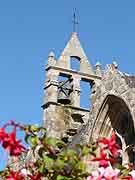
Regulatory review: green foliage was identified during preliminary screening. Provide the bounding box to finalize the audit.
[23,125,89,179]
[1,122,135,180]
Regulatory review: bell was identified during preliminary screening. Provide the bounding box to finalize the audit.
[57,90,71,104]
[57,80,73,105]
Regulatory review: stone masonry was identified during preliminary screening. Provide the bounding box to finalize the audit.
[43,32,135,164]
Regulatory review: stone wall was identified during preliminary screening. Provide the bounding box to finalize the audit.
[70,63,135,164]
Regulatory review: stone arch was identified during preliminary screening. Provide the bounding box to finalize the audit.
[70,56,81,71]
[91,94,135,164]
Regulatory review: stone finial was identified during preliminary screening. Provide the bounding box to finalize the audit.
[48,51,56,66]
[95,61,102,76]
[48,51,55,58]
[112,61,118,69]
[106,61,118,73]
[95,61,101,67]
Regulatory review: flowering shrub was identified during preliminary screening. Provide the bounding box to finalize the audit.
[0,120,135,179]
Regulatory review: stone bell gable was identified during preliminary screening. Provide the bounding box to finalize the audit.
[43,31,135,164]
[42,32,101,140]
[57,32,94,74]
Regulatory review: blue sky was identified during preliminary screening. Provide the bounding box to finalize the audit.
[0,0,135,169]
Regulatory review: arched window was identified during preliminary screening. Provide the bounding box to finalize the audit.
[70,56,80,71]
[80,79,92,109]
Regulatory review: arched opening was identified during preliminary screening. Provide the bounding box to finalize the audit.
[80,78,92,109]
[93,95,135,164]
[70,56,80,71]
[57,73,73,105]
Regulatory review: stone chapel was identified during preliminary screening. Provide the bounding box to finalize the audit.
[42,31,135,164]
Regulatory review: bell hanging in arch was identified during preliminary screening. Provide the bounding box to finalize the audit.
[57,80,73,105]
[57,91,71,104]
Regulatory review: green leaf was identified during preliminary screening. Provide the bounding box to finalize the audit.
[75,161,86,172]
[29,136,38,147]
[43,155,54,169]
[56,139,66,148]
[120,168,130,178]
[56,175,71,180]
[82,146,90,156]
[55,158,65,169]
[65,149,78,157]
[38,164,45,173]
[24,134,31,144]
[0,171,4,175]
[46,137,66,148]
[30,125,39,132]
[47,137,58,146]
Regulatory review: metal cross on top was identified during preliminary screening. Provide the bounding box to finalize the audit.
[72,9,79,33]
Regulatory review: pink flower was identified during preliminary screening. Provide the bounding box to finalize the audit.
[104,167,120,179]
[129,170,135,180]
[20,169,30,177]
[87,167,121,180]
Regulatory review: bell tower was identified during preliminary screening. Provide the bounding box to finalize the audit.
[42,32,101,141]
